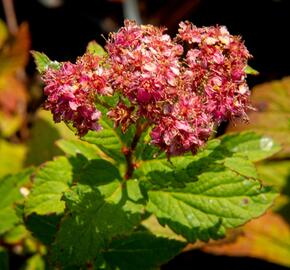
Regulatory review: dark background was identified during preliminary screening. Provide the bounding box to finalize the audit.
[1,0,289,269]
[1,0,289,86]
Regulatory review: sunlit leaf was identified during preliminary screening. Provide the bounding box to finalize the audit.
[228,77,290,158]
[135,132,278,242]
[24,156,73,216]
[86,41,107,57]
[31,51,61,74]
[244,65,259,75]
[0,139,27,177]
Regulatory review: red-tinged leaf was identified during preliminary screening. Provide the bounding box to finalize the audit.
[202,212,290,267]
[0,22,30,75]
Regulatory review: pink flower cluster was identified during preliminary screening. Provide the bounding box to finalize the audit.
[178,21,251,122]
[41,20,252,155]
[105,20,251,155]
[42,53,111,136]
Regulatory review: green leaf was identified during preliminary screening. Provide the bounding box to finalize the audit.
[134,132,278,242]
[146,169,277,242]
[25,214,62,245]
[134,132,280,187]
[244,65,259,75]
[82,115,126,164]
[51,181,144,267]
[25,156,73,216]
[134,127,165,161]
[3,224,28,244]
[0,168,32,209]
[224,156,257,179]
[24,254,45,270]
[220,132,280,162]
[257,160,290,189]
[31,51,60,74]
[0,139,27,177]
[56,139,101,160]
[86,41,107,57]
[0,168,32,234]
[0,207,20,235]
[103,232,185,270]
[25,109,75,167]
[0,247,9,270]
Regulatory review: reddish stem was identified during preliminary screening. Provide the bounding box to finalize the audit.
[124,121,147,179]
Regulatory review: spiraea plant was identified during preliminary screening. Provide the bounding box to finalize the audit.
[1,20,279,269]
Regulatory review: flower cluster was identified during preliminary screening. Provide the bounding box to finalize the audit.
[42,53,111,136]
[41,20,252,156]
[178,21,251,122]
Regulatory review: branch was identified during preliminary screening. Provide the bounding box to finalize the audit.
[2,0,18,35]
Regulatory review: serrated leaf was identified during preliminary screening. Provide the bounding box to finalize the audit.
[227,77,290,158]
[134,133,279,193]
[31,51,60,74]
[86,41,107,57]
[25,156,73,216]
[24,156,124,248]
[146,168,277,242]
[51,181,144,267]
[203,212,290,267]
[103,232,185,270]
[134,132,278,243]
[141,215,185,241]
